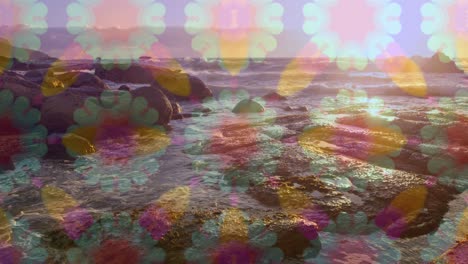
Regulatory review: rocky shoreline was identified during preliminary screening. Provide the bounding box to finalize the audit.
[0,43,467,262]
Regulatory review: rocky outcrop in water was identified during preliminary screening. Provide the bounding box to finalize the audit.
[0,72,42,107]
[40,88,103,134]
[130,86,173,126]
[232,99,265,114]
[95,63,212,101]
[417,52,464,74]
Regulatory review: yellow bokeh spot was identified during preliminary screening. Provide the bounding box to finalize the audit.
[368,126,407,156]
[135,127,171,155]
[382,57,427,97]
[277,58,318,97]
[220,209,249,243]
[456,207,468,240]
[155,186,190,222]
[0,40,12,74]
[41,186,79,221]
[62,126,98,156]
[154,69,191,97]
[389,185,427,224]
[298,126,336,155]
[219,37,250,75]
[278,185,311,215]
[0,209,12,245]
[62,125,170,157]
[456,35,468,74]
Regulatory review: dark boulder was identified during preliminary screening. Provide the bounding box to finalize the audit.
[95,63,154,83]
[54,72,109,90]
[95,62,212,101]
[232,99,265,114]
[0,73,42,107]
[419,52,464,73]
[170,101,183,120]
[24,69,49,84]
[130,86,173,126]
[40,88,102,133]
[118,85,131,91]
[263,92,287,102]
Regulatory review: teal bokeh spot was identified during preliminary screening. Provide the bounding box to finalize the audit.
[421,212,466,262]
[67,91,168,193]
[420,0,467,70]
[0,90,47,194]
[1,0,48,62]
[184,0,284,73]
[420,89,468,191]
[305,212,400,263]
[2,212,49,263]
[185,210,283,263]
[303,0,402,70]
[66,0,166,67]
[67,212,165,263]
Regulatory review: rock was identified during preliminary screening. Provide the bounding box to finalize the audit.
[186,75,212,101]
[54,72,109,90]
[95,62,212,101]
[41,89,101,133]
[276,146,313,177]
[232,99,265,114]
[24,69,49,84]
[274,217,314,258]
[170,101,183,120]
[283,106,308,112]
[118,85,131,91]
[263,92,287,101]
[43,84,173,134]
[152,73,212,101]
[419,52,464,73]
[0,73,42,107]
[0,38,53,61]
[298,106,309,112]
[130,86,173,126]
[193,107,212,114]
[95,63,159,84]
[62,133,96,155]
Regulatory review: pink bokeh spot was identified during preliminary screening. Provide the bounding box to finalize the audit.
[0,2,19,28]
[32,177,43,188]
[190,176,202,188]
[0,245,23,264]
[229,192,239,206]
[211,0,256,39]
[327,237,377,263]
[171,135,185,146]
[375,207,408,238]
[328,0,377,43]
[212,242,262,264]
[94,117,138,165]
[92,0,140,30]
[425,175,437,187]
[448,1,468,34]
[63,207,94,240]
[139,205,171,241]
[300,207,330,240]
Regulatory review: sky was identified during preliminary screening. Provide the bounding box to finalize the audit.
[0,0,451,58]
